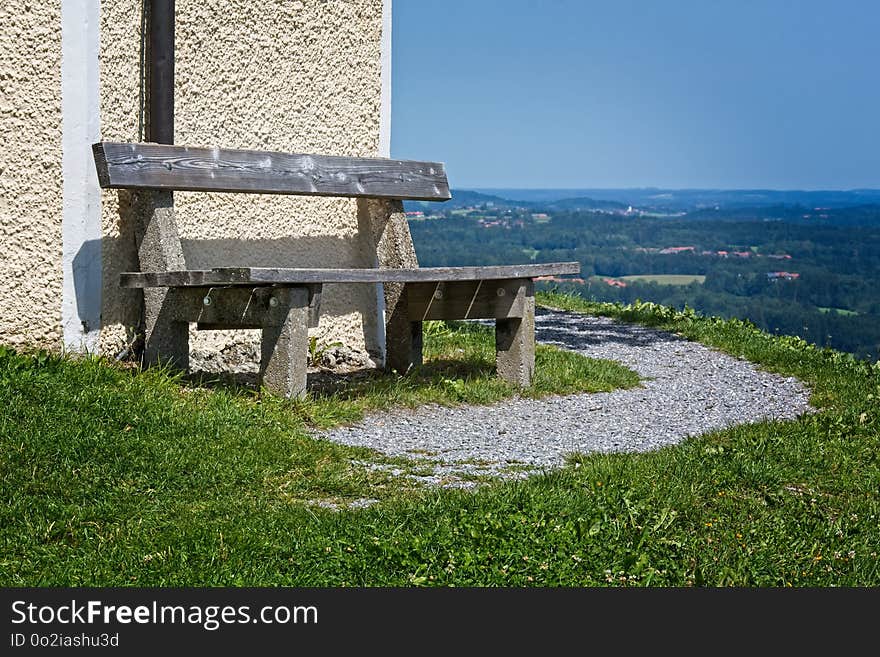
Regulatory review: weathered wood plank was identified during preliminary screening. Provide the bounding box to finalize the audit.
[166,285,320,328]
[93,142,451,201]
[406,280,528,320]
[119,262,581,287]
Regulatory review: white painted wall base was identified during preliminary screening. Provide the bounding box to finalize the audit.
[373,0,394,367]
[61,0,102,352]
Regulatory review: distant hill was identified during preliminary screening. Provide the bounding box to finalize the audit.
[543,196,629,211]
[403,189,510,212]
[682,203,880,225]
[473,188,880,211]
[404,187,880,224]
[443,190,514,208]
[404,189,627,213]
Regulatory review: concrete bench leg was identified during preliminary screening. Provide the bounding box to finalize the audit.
[384,283,423,374]
[143,287,189,370]
[137,190,189,371]
[260,287,310,399]
[495,286,536,388]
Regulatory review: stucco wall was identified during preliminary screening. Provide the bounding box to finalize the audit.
[0,2,64,349]
[99,0,388,359]
[96,0,142,354]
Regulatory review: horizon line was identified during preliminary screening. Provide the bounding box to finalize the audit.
[463,186,880,193]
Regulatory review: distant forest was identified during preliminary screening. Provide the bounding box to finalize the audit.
[408,192,880,361]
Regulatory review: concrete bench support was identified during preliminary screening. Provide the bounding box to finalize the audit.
[495,285,536,388]
[259,287,310,399]
[388,277,537,388]
[384,284,423,375]
[143,292,190,371]
[136,189,189,372]
[140,284,319,398]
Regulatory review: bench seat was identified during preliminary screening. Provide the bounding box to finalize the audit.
[119,263,580,287]
[120,262,580,398]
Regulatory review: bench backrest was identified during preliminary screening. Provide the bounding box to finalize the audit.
[93,142,451,201]
[92,140,449,287]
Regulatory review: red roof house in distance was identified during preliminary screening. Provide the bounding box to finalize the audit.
[602,278,628,288]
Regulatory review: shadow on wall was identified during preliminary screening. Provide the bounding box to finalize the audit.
[76,234,385,355]
[78,191,405,356]
[179,237,374,269]
[182,236,385,355]
[70,238,102,334]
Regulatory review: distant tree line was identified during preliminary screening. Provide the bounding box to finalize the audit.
[410,210,880,360]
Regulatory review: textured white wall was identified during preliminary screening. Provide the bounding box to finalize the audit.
[0,1,64,349]
[98,0,392,361]
[0,0,404,360]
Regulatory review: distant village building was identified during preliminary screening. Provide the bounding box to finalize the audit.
[602,278,627,288]
[659,246,696,254]
[767,272,800,281]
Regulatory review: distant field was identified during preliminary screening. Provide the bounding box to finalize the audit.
[818,306,859,316]
[618,274,706,286]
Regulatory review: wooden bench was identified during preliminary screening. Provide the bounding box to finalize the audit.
[93,140,580,398]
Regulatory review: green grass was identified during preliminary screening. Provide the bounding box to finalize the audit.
[299,320,639,428]
[1,302,878,586]
[0,321,636,585]
[618,274,706,286]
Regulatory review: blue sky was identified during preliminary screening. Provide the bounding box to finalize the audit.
[391,1,880,190]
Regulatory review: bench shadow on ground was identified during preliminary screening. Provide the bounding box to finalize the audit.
[309,357,497,399]
[162,313,663,398]
[181,357,497,399]
[535,308,676,350]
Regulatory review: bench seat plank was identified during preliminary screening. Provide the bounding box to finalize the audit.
[119,262,581,288]
[94,142,451,201]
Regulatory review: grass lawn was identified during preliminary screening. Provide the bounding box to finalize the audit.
[1,302,878,586]
[618,274,706,285]
[301,320,638,428]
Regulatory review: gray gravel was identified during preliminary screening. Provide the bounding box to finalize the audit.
[319,309,815,481]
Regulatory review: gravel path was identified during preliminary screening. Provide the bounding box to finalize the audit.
[318,309,814,484]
